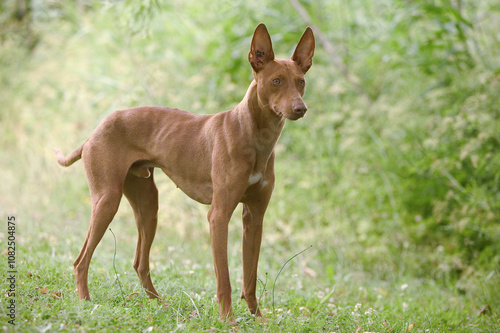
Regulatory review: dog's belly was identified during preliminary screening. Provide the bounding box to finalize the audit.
[128,159,213,204]
[161,168,213,205]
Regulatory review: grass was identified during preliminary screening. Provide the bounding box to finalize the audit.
[7,219,498,331]
[1,0,499,331]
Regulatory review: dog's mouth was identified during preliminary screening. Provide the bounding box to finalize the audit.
[273,107,305,121]
[287,111,305,121]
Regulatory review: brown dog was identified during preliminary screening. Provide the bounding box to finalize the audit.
[54,23,314,321]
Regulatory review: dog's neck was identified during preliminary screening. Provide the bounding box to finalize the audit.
[233,79,285,171]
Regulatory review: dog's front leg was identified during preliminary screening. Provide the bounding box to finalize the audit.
[240,182,273,316]
[208,203,233,321]
[208,155,254,322]
[208,177,249,322]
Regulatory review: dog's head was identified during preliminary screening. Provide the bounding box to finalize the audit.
[248,24,315,120]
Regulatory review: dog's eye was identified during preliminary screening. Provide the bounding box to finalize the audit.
[272,78,281,85]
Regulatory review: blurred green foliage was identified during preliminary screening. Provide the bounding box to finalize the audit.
[1,0,499,291]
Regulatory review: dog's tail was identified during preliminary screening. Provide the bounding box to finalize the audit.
[53,144,84,167]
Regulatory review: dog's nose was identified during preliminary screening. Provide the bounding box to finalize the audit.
[292,103,307,117]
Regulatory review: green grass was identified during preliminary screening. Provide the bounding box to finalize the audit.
[8,221,498,332]
[1,0,499,331]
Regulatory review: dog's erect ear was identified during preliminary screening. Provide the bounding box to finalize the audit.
[291,27,315,73]
[249,23,275,72]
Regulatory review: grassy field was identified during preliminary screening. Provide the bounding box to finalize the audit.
[1,0,499,331]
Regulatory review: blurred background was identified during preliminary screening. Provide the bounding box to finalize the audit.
[1,0,499,317]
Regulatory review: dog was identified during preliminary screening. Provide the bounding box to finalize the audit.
[54,23,314,321]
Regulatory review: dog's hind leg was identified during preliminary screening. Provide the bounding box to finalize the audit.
[73,147,129,300]
[73,184,123,300]
[123,169,160,299]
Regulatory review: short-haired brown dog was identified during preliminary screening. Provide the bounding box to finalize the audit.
[55,23,314,321]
